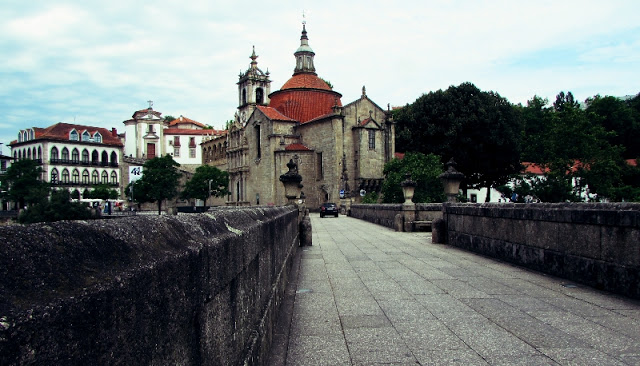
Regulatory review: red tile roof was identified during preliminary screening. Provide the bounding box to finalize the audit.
[13,123,123,147]
[285,143,311,151]
[163,128,224,136]
[256,106,297,122]
[168,116,206,128]
[269,89,342,123]
[281,73,332,90]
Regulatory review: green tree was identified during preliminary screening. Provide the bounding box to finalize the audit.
[518,91,637,201]
[180,165,229,204]
[394,82,522,201]
[163,115,176,123]
[381,152,445,203]
[1,159,50,209]
[133,155,182,214]
[585,95,640,159]
[19,189,93,224]
[85,184,119,200]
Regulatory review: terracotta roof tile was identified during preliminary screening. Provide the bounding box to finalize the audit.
[281,73,332,90]
[163,128,224,136]
[168,116,206,128]
[269,89,342,123]
[285,143,311,151]
[13,123,123,147]
[256,106,297,122]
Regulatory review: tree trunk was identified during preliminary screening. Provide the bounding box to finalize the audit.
[485,186,491,202]
[157,200,162,215]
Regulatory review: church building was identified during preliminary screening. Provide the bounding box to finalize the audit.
[215,24,395,209]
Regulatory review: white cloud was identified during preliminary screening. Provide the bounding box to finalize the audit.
[2,0,640,147]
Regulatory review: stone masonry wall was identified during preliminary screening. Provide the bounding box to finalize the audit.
[350,203,403,229]
[445,203,640,299]
[0,207,299,365]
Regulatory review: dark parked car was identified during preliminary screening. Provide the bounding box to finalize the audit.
[320,202,339,218]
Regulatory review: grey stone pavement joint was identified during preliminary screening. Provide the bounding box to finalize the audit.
[268,214,640,366]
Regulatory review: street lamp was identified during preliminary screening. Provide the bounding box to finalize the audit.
[439,158,465,202]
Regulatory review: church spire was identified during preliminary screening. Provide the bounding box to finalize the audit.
[293,22,316,75]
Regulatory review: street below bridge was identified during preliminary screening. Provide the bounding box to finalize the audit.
[268,213,640,365]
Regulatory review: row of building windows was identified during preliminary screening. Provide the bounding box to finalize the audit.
[69,129,102,143]
[50,168,118,185]
[13,146,118,165]
[17,129,103,143]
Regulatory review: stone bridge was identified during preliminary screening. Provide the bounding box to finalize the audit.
[0,204,639,365]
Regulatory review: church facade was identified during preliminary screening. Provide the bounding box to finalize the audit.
[209,24,395,209]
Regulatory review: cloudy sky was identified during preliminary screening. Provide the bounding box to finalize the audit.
[2,0,639,152]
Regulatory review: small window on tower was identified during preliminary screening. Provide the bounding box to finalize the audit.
[256,88,264,104]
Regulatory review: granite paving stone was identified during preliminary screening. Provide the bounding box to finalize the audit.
[268,213,640,366]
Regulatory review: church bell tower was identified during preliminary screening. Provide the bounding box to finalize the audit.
[236,46,271,124]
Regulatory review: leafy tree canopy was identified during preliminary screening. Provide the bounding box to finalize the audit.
[131,155,182,214]
[84,184,119,200]
[181,165,229,202]
[394,82,522,200]
[381,152,445,203]
[19,189,93,224]
[1,159,50,208]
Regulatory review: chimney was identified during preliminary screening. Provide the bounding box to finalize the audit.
[111,128,118,137]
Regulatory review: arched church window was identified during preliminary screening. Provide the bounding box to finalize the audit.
[242,89,247,105]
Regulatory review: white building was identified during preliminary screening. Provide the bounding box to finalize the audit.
[8,123,124,200]
[123,108,224,171]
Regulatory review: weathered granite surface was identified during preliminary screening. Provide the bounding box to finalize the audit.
[0,207,299,365]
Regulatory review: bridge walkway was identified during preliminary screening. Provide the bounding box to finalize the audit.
[268,213,640,365]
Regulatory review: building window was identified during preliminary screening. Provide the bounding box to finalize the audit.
[82,149,89,163]
[256,88,264,104]
[69,129,78,141]
[316,152,323,180]
[92,170,99,184]
[72,148,79,162]
[255,125,261,158]
[51,168,58,184]
[50,147,59,161]
[189,148,196,158]
[61,169,70,184]
[173,136,180,146]
[174,147,180,157]
[91,150,99,165]
[111,171,118,184]
[368,129,375,150]
[101,171,109,184]
[61,147,69,161]
[101,151,108,166]
[1,160,6,172]
[82,131,90,142]
[189,137,196,147]
[72,169,80,184]
[93,132,102,143]
[242,89,247,105]
[82,170,90,184]
[110,151,117,165]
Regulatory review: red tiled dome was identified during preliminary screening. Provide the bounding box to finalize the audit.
[270,73,342,123]
[281,73,332,91]
[269,89,342,123]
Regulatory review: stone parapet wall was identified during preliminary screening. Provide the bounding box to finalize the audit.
[444,203,640,298]
[350,203,443,230]
[350,203,403,229]
[0,207,299,365]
